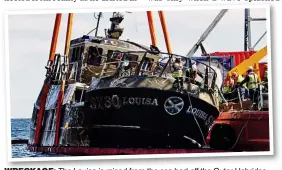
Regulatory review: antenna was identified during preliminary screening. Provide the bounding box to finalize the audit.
[86,12,103,36]
[95,12,102,37]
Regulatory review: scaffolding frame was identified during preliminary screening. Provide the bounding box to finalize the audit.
[244,8,267,51]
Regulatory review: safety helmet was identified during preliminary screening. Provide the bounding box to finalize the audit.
[232,72,237,77]
[247,66,253,71]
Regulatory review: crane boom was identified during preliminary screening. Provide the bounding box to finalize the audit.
[186,9,228,57]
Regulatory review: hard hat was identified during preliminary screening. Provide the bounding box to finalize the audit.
[232,72,237,77]
[247,66,253,71]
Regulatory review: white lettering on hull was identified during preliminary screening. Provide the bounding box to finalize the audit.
[90,95,158,110]
[186,106,215,127]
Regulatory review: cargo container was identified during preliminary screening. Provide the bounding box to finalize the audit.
[206,51,256,67]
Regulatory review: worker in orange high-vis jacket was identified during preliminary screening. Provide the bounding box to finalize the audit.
[223,73,234,93]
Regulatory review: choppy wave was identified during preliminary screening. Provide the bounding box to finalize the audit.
[11,118,66,158]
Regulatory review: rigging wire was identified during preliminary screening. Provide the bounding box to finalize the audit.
[186,90,208,148]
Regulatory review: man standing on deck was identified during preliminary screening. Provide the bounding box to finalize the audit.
[172,57,184,78]
[232,72,247,100]
[239,66,260,110]
[172,57,184,89]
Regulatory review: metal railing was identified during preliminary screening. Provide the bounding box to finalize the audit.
[221,82,268,110]
[86,51,218,91]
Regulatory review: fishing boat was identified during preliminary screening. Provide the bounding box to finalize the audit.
[26,12,224,155]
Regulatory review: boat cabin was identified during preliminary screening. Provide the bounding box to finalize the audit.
[67,35,161,84]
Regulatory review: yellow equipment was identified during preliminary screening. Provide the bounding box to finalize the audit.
[228,46,267,81]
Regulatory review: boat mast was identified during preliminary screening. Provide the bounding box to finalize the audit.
[34,13,62,146]
[95,12,102,37]
[147,11,157,46]
[54,13,74,146]
[86,12,103,36]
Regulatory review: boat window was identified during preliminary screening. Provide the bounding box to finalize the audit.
[124,53,138,61]
[71,48,77,62]
[107,50,114,60]
[107,50,122,61]
[78,46,84,61]
[124,53,139,68]
[76,47,81,61]
[69,48,73,60]
[88,46,103,66]
[141,57,155,71]
[108,51,138,63]
[74,89,87,103]
[70,46,85,62]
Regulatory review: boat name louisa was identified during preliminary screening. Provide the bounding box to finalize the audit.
[90,95,158,109]
[186,106,214,127]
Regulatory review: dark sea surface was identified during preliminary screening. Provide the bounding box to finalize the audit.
[11,118,67,158]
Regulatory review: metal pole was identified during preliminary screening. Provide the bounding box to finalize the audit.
[147,11,157,46]
[250,18,266,21]
[48,14,63,61]
[95,12,102,37]
[244,9,249,51]
[158,11,172,53]
[237,88,243,110]
[64,13,74,56]
[247,9,252,51]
